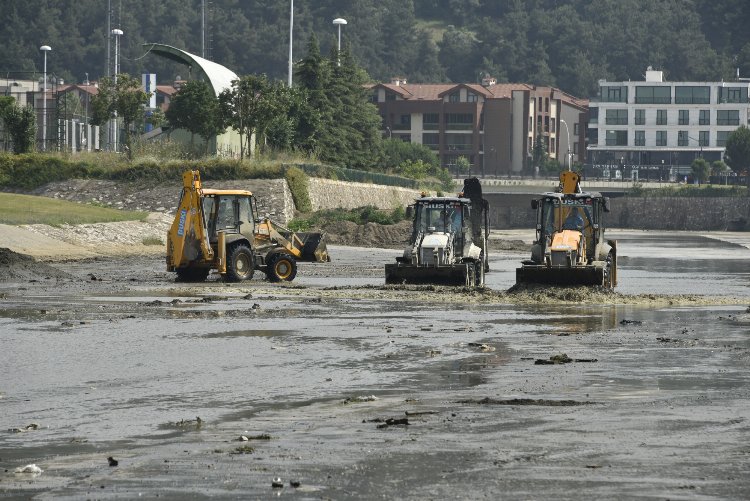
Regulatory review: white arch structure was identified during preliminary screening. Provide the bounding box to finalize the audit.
[143,43,243,156]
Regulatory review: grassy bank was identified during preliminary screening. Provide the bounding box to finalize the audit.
[0,192,148,225]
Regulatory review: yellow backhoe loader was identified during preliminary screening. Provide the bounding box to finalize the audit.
[166,170,329,282]
[516,170,617,288]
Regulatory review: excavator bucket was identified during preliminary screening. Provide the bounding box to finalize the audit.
[515,264,606,286]
[294,232,330,262]
[385,263,473,286]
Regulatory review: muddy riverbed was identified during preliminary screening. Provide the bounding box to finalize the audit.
[1,231,749,499]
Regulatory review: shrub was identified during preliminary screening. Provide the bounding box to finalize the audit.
[284,166,312,212]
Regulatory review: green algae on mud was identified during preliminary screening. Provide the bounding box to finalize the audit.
[165,281,748,307]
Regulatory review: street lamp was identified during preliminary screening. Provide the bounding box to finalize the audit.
[288,0,293,87]
[40,45,51,151]
[332,18,347,65]
[111,28,123,152]
[559,118,571,171]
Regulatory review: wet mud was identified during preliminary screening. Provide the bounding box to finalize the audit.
[1,233,749,499]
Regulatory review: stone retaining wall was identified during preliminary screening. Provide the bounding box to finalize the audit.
[307,178,424,211]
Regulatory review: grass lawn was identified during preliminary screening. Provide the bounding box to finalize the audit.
[0,192,148,225]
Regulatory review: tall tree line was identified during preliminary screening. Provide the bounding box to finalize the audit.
[2,0,749,97]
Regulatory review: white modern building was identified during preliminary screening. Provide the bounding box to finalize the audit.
[587,68,750,180]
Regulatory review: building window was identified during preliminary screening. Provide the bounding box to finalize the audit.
[589,106,598,124]
[550,138,555,153]
[444,113,473,130]
[545,97,549,112]
[467,93,478,103]
[717,131,730,147]
[635,86,671,104]
[699,109,710,125]
[605,109,628,125]
[656,131,667,146]
[678,131,688,146]
[717,109,739,126]
[449,92,460,103]
[588,128,599,146]
[678,110,689,125]
[423,113,439,130]
[605,130,627,146]
[369,92,378,103]
[674,86,710,104]
[656,109,667,125]
[529,116,533,130]
[550,118,556,133]
[699,131,709,146]
[634,109,645,125]
[386,92,397,101]
[603,86,627,103]
[544,116,549,132]
[393,114,411,130]
[445,133,472,151]
[422,133,439,149]
[573,123,579,135]
[719,87,748,103]
[635,130,645,146]
[573,141,578,153]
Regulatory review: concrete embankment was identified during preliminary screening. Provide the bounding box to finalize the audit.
[484,192,750,231]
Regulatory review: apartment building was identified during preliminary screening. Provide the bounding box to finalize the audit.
[587,68,750,180]
[368,77,588,177]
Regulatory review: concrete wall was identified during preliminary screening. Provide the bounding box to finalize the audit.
[307,178,424,212]
[484,192,750,231]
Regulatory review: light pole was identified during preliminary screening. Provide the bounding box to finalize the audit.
[40,45,51,151]
[332,18,347,65]
[111,28,123,152]
[288,0,293,87]
[559,118,571,171]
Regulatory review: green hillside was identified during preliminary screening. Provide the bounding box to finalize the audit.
[1,1,749,97]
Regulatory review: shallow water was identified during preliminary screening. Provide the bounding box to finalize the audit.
[1,232,749,498]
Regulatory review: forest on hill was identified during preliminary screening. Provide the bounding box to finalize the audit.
[2,0,749,98]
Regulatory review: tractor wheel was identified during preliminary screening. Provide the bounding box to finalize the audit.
[226,244,255,282]
[175,267,210,282]
[267,253,297,282]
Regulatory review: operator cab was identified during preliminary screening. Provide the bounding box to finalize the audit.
[411,197,472,254]
[200,190,258,243]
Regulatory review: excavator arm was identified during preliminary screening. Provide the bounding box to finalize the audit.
[166,170,215,270]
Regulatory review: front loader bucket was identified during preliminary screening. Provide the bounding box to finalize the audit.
[295,232,330,262]
[385,263,471,286]
[515,265,605,287]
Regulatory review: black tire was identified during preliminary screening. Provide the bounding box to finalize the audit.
[267,253,297,282]
[175,267,210,282]
[226,244,255,282]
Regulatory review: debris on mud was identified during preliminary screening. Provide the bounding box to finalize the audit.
[232,445,255,455]
[343,395,379,404]
[467,342,495,352]
[8,423,40,433]
[14,464,43,474]
[162,416,203,430]
[239,434,272,441]
[0,248,72,281]
[272,477,284,488]
[365,417,410,428]
[534,353,598,364]
[107,456,119,467]
[619,319,643,325]
[457,397,592,406]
